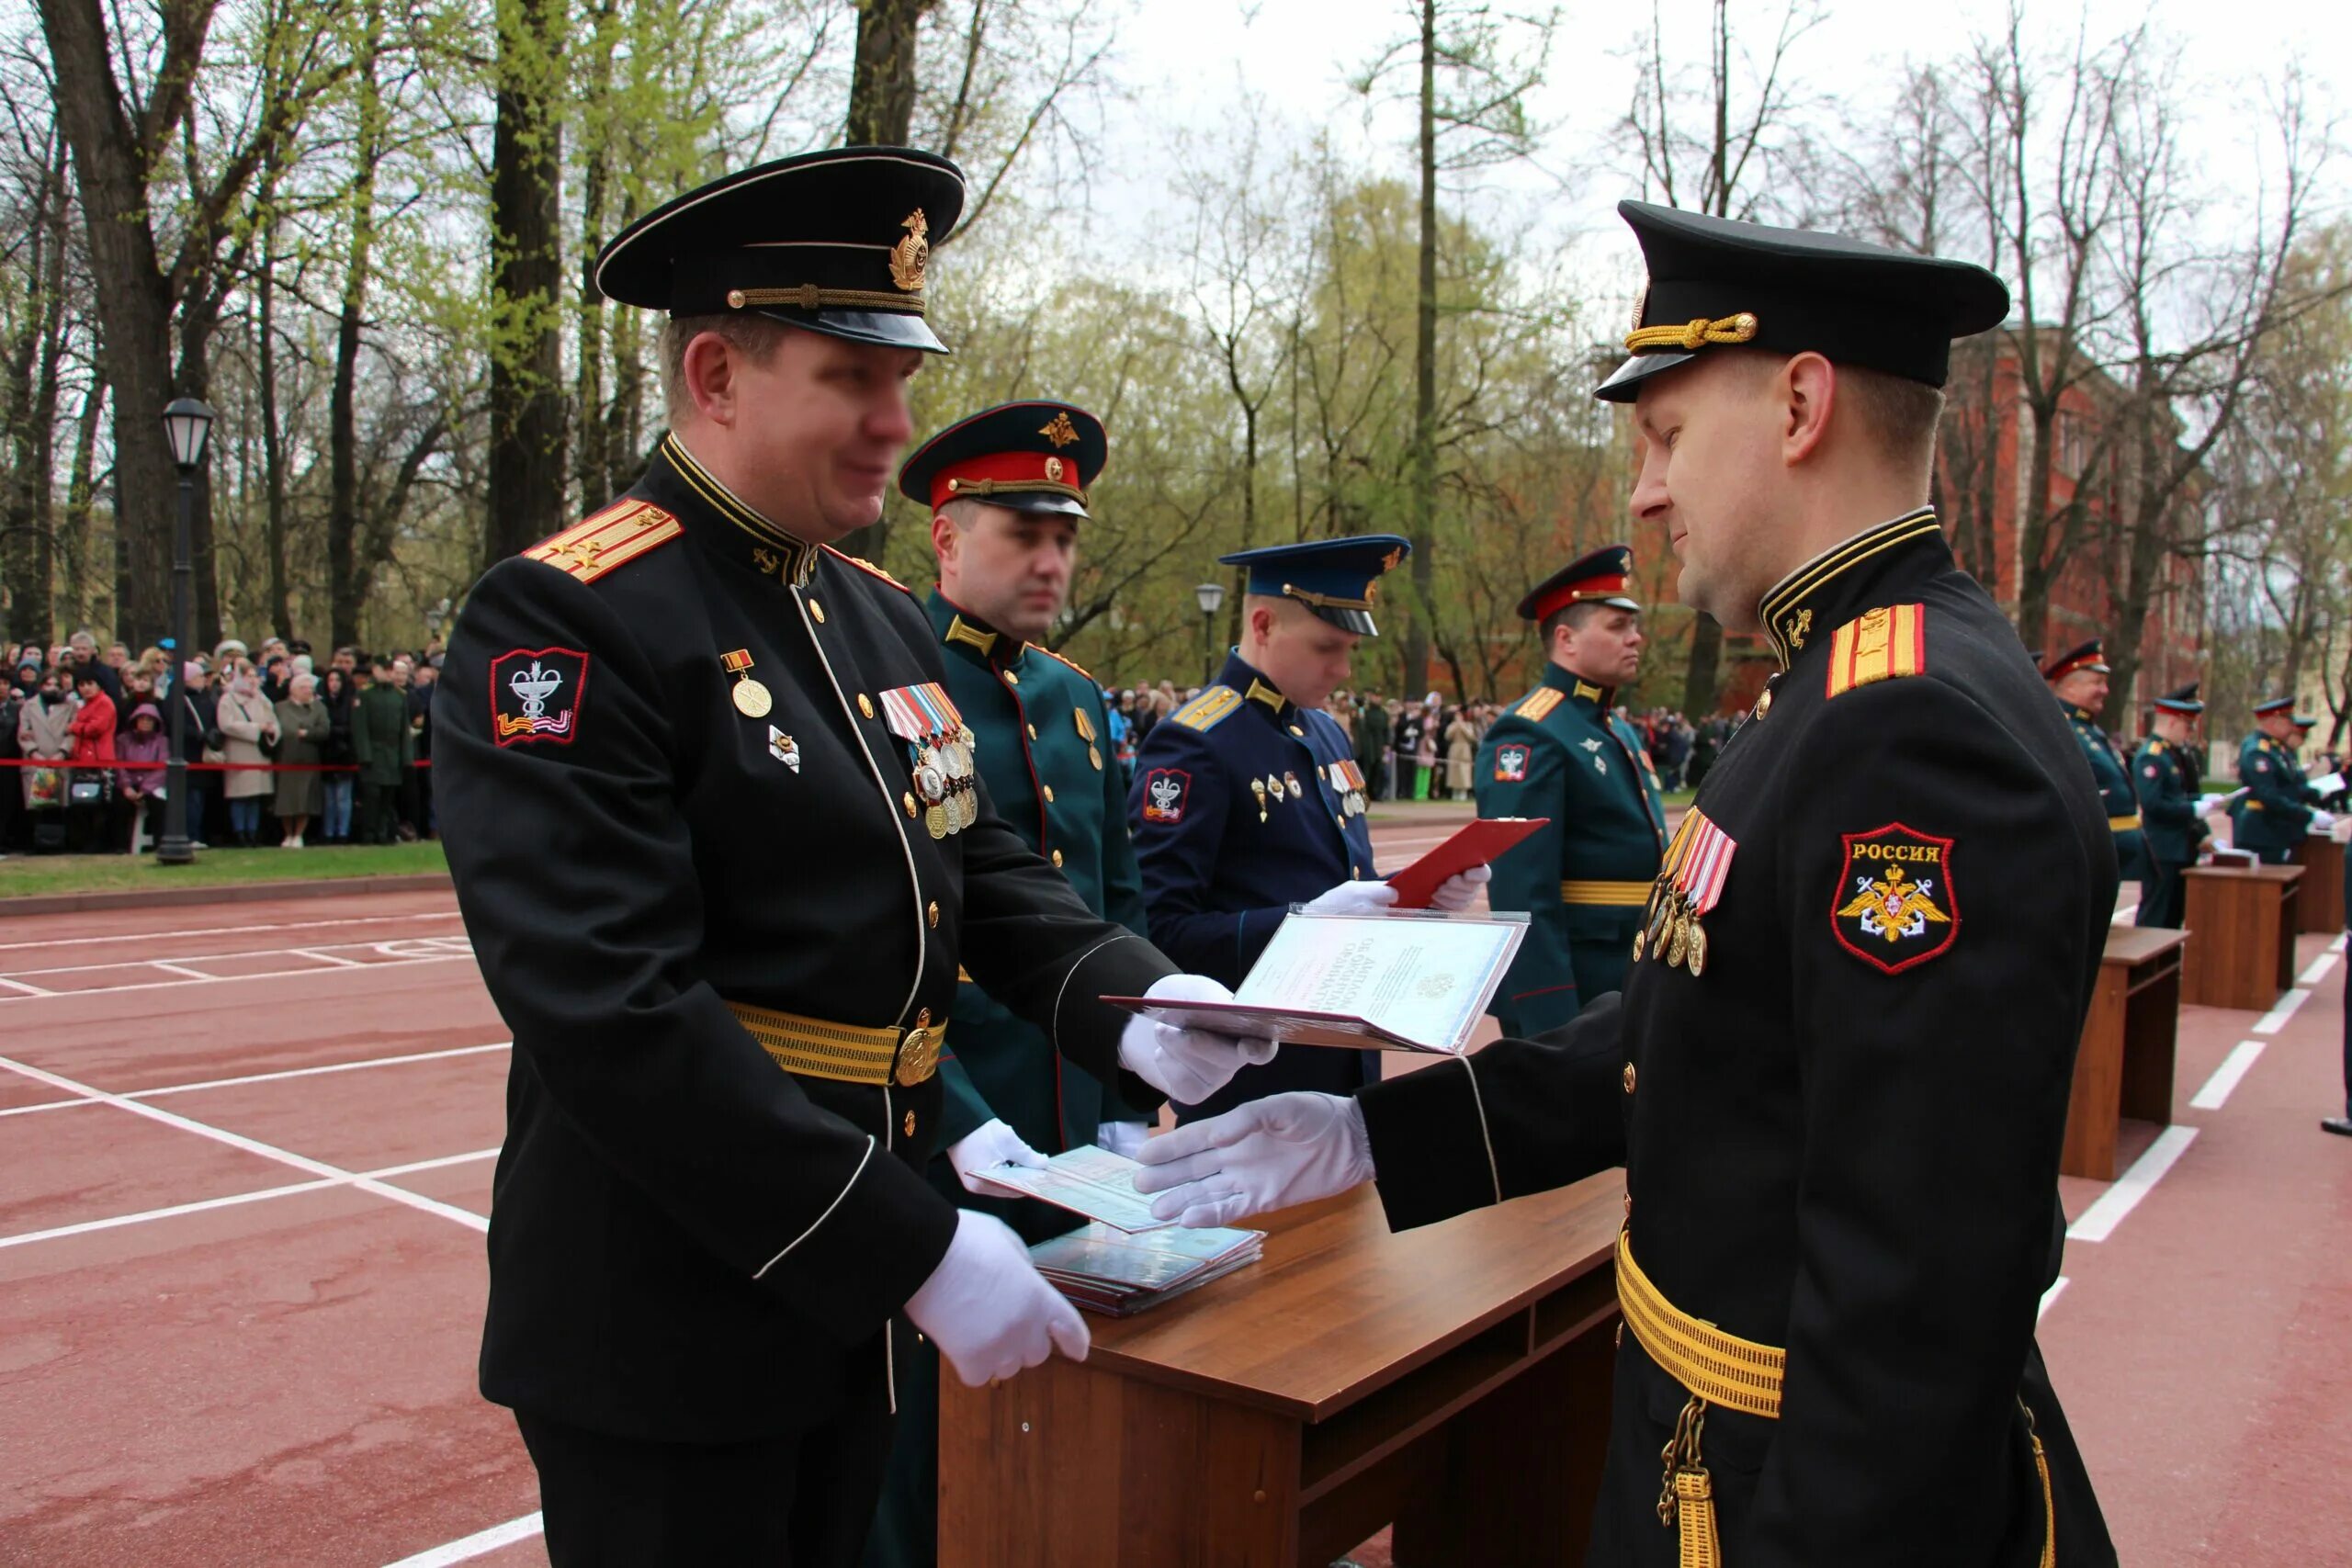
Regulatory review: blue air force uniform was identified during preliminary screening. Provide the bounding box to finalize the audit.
[2233,696,2320,864]
[1476,546,1668,1035]
[1127,536,1406,1122]
[2132,685,2208,929]
[2044,640,2143,882]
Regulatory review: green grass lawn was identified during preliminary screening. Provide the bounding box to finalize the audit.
[0,840,448,900]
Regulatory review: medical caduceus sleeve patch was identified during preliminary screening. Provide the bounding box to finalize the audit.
[1831,822,1958,974]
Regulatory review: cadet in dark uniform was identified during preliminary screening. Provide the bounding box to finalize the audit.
[433,148,1264,1567]
[1476,545,1668,1034]
[2044,638,2143,884]
[2132,684,2209,929]
[1139,201,2118,1566]
[865,400,1155,1568]
[1126,535,1487,1121]
[2232,694,2335,863]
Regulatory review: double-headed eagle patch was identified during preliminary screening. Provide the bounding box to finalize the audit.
[1832,822,1958,973]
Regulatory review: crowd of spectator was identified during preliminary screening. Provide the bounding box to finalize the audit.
[0,629,439,857]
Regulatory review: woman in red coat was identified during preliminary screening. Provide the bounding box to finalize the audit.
[66,671,117,851]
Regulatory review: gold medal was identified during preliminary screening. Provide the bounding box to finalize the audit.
[1632,928,1647,964]
[1684,917,1708,978]
[1251,779,1269,821]
[926,803,949,840]
[731,678,773,718]
[1646,889,1675,951]
[1088,744,1102,771]
[1666,908,1690,970]
[955,786,975,832]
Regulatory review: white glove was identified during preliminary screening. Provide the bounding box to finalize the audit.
[906,1209,1091,1387]
[1118,973,1278,1104]
[1303,877,1399,917]
[2313,809,2337,831]
[2194,794,2228,817]
[945,1117,1049,1199]
[1095,1121,1151,1158]
[1130,1090,1375,1228]
[1427,864,1492,911]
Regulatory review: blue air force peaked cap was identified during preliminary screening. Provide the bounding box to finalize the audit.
[1220,535,1412,637]
[1597,201,2012,402]
[899,401,1107,520]
[594,147,965,354]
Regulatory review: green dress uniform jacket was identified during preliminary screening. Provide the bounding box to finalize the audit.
[1355,513,2117,1567]
[924,591,1154,1204]
[349,682,410,786]
[2231,732,2316,863]
[2064,702,2143,882]
[432,434,1176,1446]
[1475,662,1668,1035]
[2132,736,2206,929]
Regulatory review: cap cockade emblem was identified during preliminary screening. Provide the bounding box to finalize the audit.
[889,209,931,293]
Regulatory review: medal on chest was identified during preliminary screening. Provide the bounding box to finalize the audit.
[880,682,978,839]
[1327,758,1369,816]
[1635,808,1737,976]
[719,649,772,717]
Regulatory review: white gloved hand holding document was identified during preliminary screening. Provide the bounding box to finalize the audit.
[1117,973,1277,1103]
[946,1118,1050,1199]
[1131,1090,1375,1228]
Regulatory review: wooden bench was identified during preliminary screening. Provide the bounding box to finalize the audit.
[2293,834,2345,933]
[2063,926,2187,1179]
[2180,864,2302,1010]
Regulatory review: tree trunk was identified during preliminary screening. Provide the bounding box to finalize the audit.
[2014,393,2060,650]
[39,0,190,646]
[1680,615,1723,717]
[257,229,294,639]
[329,6,383,647]
[483,0,568,566]
[845,0,933,144]
[60,379,102,632]
[573,0,616,513]
[608,307,647,494]
[1401,0,1439,699]
[2,134,66,645]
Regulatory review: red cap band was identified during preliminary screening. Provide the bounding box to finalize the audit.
[930,451,1085,510]
[1530,571,1631,624]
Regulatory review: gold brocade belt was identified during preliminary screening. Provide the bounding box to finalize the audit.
[1561,879,1653,906]
[723,999,942,1088]
[1613,1230,2054,1568]
[2109,814,2143,832]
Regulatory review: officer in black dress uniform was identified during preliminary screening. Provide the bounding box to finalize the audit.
[1138,200,2119,1567]
[433,147,1264,1567]
[1126,535,1488,1121]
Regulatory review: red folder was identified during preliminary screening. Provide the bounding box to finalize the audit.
[1385,817,1548,908]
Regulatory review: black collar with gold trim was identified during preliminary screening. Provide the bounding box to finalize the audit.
[1756,510,1951,671]
[653,433,821,588]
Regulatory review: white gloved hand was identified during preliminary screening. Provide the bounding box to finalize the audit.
[2313,808,2337,831]
[1302,877,1400,917]
[2194,794,2227,817]
[1118,973,1278,1104]
[945,1118,1049,1199]
[1130,1090,1375,1228]
[1426,863,1493,912]
[1095,1121,1151,1159]
[906,1209,1091,1387]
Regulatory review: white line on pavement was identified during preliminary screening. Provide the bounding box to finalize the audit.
[0,975,56,996]
[2298,952,2339,987]
[0,1053,490,1233]
[2038,1277,2068,1322]
[0,1097,104,1119]
[2251,987,2312,1036]
[2189,1040,2267,1111]
[127,1041,513,1100]
[379,1512,544,1568]
[2067,1125,2199,1244]
[146,962,218,980]
[0,953,474,1003]
[0,909,463,954]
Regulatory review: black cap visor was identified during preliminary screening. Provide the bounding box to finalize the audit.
[1307,604,1379,637]
[1596,349,1698,402]
[758,307,948,355]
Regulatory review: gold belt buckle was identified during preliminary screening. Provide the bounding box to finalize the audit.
[896,1023,939,1086]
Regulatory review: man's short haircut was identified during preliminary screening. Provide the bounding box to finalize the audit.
[1836,363,1946,469]
[1542,599,1617,649]
[937,496,990,529]
[660,312,798,424]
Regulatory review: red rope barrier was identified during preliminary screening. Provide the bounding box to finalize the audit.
[0,758,431,772]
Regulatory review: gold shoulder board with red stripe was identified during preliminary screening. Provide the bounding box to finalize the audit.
[823,545,913,594]
[1825,604,1927,698]
[1515,686,1565,722]
[1034,644,1094,682]
[524,500,682,583]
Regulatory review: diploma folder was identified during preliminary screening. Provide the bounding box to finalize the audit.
[1103,908,1527,1056]
[1384,816,1548,908]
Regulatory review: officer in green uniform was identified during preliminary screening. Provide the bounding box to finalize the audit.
[2044,639,2143,882]
[1476,544,1668,1034]
[2233,694,2335,863]
[2132,684,2208,928]
[865,400,1154,1568]
[2165,682,2205,793]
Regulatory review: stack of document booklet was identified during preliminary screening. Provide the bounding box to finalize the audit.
[1027,1222,1267,1316]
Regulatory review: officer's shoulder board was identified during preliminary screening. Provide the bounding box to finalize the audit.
[823,545,913,594]
[1823,604,1927,699]
[1169,686,1243,732]
[523,499,682,583]
[1512,686,1565,723]
[1032,643,1095,683]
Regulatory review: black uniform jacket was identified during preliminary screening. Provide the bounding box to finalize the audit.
[434,434,1175,1442]
[1358,513,2119,1566]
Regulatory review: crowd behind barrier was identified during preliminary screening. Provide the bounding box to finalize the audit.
[0,631,439,856]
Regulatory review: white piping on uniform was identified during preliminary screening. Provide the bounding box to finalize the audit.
[1053,932,1141,1047]
[755,1136,876,1279]
[797,579,928,1025]
[1459,1056,1504,1205]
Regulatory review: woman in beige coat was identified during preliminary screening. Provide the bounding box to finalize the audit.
[214,660,281,847]
[1443,706,1479,799]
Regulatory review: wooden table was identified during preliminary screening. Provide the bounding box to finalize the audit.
[2180,864,2302,1010]
[939,1179,1623,1568]
[2293,834,2345,932]
[2063,926,2187,1179]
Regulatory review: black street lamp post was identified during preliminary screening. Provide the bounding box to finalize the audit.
[1194,581,1226,686]
[157,398,215,867]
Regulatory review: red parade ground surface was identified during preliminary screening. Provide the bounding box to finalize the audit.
[2,813,2348,1566]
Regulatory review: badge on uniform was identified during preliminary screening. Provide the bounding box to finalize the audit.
[1832,823,1958,974]
[1638,808,1736,976]
[1141,767,1190,824]
[1495,744,1530,783]
[881,683,978,840]
[769,727,801,772]
[721,649,772,717]
[491,648,589,748]
[1073,706,1103,771]
[1327,759,1369,815]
